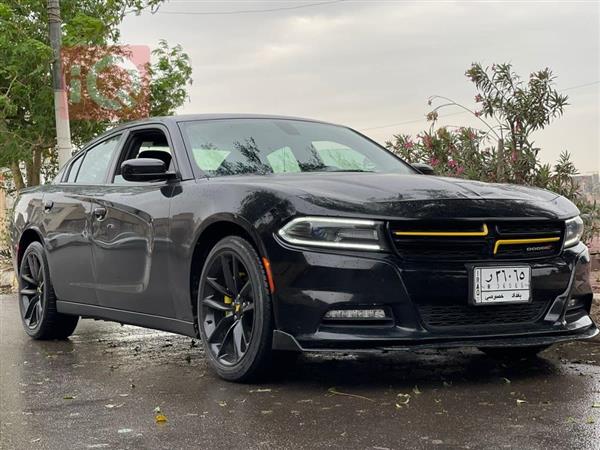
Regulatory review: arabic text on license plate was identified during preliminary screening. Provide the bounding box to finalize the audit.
[473,266,531,304]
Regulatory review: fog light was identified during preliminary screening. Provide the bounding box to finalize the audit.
[324,308,387,320]
[566,297,585,310]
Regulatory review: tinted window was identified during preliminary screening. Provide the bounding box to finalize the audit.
[113,130,172,183]
[180,119,414,177]
[66,154,84,183]
[76,135,121,184]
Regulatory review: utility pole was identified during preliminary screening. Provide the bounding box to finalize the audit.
[47,0,72,168]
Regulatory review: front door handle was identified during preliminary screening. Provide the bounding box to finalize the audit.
[43,200,54,211]
[93,207,107,221]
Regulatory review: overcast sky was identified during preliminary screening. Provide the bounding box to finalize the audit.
[120,0,600,173]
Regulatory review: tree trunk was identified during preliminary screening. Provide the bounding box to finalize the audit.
[10,162,25,192]
[30,148,42,186]
[25,160,34,187]
[496,138,504,182]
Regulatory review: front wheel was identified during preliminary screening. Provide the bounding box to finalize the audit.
[18,241,79,340]
[478,345,551,360]
[197,236,275,382]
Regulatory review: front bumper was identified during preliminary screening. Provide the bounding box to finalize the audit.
[268,240,597,352]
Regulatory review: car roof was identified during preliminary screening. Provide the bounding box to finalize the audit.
[109,113,340,134]
[82,114,344,151]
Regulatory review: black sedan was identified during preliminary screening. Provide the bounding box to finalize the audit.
[10,114,597,381]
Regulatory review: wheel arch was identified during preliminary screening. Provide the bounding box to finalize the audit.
[17,227,44,269]
[188,215,269,322]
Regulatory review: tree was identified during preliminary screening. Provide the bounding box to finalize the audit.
[386,63,599,244]
[0,0,192,191]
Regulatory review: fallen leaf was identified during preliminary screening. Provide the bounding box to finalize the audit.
[63,395,75,400]
[413,386,422,395]
[105,404,116,409]
[396,394,411,405]
[516,399,527,405]
[249,388,272,393]
[30,438,41,443]
[327,387,374,402]
[592,403,600,409]
[260,410,273,415]
[155,414,167,423]
[218,401,227,407]
[501,377,511,384]
[118,429,133,434]
[586,417,595,424]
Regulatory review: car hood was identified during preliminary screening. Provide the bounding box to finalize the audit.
[229,172,578,220]
[270,172,558,202]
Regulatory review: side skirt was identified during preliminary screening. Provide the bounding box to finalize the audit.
[57,301,198,338]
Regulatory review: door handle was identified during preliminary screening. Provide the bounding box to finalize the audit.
[43,200,54,211]
[93,207,107,221]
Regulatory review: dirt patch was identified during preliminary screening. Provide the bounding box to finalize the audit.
[0,257,15,294]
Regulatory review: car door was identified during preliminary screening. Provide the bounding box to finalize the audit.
[89,125,177,318]
[42,151,96,304]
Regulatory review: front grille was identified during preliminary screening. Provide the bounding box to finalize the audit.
[418,300,549,328]
[390,220,563,261]
[495,222,563,236]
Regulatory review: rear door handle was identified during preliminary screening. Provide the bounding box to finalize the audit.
[43,200,54,211]
[93,207,107,221]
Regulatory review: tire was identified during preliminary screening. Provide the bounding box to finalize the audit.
[18,241,79,340]
[197,236,275,382]
[478,345,551,360]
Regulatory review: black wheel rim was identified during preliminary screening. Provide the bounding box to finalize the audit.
[20,252,44,329]
[200,251,256,366]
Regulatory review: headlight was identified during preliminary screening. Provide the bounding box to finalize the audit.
[564,216,584,248]
[278,217,386,251]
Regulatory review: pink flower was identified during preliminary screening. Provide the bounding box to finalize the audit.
[511,150,518,162]
[448,159,457,168]
[455,166,465,176]
[429,157,440,167]
[403,140,414,149]
[474,111,482,117]
[475,94,483,103]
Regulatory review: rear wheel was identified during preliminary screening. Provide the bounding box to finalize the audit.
[197,236,275,382]
[18,241,79,340]
[479,345,551,360]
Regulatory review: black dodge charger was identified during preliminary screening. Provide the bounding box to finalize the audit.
[10,114,597,381]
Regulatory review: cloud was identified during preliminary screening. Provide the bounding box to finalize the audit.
[120,1,599,171]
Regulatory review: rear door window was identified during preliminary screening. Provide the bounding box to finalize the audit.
[65,154,84,183]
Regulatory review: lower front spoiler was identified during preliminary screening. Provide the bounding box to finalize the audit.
[272,324,599,353]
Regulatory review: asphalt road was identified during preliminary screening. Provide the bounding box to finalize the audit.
[1,294,599,450]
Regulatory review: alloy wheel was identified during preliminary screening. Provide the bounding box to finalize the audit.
[19,252,45,329]
[200,251,256,366]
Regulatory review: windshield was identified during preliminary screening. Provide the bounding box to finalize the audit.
[179,118,415,177]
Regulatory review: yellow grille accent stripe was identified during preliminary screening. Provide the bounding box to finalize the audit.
[493,237,560,255]
[394,224,489,237]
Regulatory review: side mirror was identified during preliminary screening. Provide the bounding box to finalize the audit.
[412,162,435,175]
[121,158,176,182]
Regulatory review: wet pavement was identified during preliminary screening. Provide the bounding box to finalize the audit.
[1,294,599,450]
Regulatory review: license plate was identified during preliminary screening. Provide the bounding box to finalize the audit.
[472,266,531,305]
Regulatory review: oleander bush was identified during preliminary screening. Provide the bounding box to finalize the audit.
[386,62,599,245]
